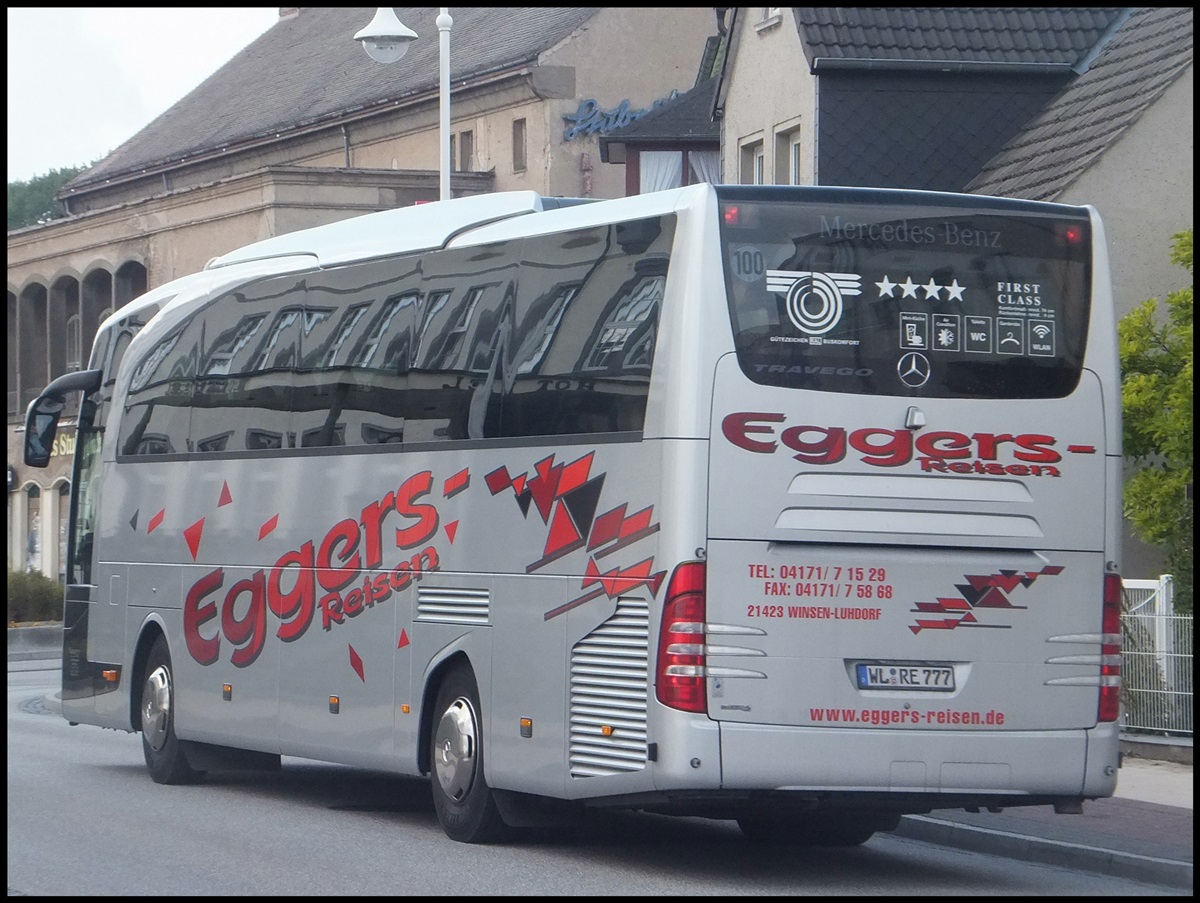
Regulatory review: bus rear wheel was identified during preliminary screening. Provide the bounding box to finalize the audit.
[141,635,204,785]
[429,663,506,843]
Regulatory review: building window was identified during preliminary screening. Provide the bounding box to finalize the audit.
[688,150,719,185]
[58,483,70,583]
[774,124,803,185]
[640,151,683,192]
[740,140,765,185]
[756,7,782,31]
[459,129,474,172]
[512,118,527,173]
[25,485,41,572]
[66,313,82,372]
[638,150,719,194]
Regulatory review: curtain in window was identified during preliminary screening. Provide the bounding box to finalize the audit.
[688,150,720,185]
[640,151,683,193]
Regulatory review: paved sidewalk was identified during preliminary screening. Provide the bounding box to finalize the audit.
[10,624,1193,889]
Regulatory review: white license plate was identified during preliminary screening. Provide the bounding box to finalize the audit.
[855,662,955,691]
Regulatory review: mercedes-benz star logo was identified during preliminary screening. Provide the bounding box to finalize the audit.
[897,351,931,388]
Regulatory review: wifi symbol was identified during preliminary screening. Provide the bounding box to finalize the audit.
[1032,324,1052,339]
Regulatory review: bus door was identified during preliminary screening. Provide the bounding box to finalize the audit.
[704,189,1109,778]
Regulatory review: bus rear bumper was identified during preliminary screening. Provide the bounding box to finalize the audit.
[716,720,1119,800]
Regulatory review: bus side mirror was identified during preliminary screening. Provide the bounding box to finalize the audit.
[24,395,64,468]
[23,369,103,468]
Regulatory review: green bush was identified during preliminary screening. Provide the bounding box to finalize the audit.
[7,569,65,624]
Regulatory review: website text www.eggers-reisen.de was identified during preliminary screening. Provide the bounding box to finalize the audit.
[809,707,1007,727]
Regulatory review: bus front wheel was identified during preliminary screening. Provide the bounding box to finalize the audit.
[141,635,204,785]
[429,664,506,843]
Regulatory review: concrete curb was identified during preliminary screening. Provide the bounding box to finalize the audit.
[1123,735,1193,766]
[7,624,62,662]
[892,814,1193,890]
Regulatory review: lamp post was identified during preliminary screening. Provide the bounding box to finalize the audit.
[355,7,453,202]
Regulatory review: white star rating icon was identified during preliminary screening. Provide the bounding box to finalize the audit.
[872,274,968,303]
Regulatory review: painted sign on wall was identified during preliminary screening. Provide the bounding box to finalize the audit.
[563,91,679,141]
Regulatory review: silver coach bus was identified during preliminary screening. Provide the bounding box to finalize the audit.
[26,184,1123,844]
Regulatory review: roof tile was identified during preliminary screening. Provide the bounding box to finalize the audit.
[968,6,1193,199]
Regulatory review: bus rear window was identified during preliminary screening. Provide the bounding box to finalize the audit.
[718,190,1092,398]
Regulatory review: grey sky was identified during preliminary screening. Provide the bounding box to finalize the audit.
[7,8,278,183]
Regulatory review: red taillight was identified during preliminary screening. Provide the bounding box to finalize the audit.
[1098,573,1123,723]
[656,561,707,714]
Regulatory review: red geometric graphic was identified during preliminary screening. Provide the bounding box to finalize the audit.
[527,455,565,522]
[147,508,165,534]
[484,465,514,495]
[349,644,365,682]
[443,468,470,498]
[558,453,593,497]
[258,514,279,540]
[492,451,666,621]
[588,503,659,558]
[397,628,410,650]
[589,504,629,549]
[184,518,205,561]
[546,557,667,620]
[527,475,605,570]
[218,481,233,507]
[444,520,459,543]
[547,502,584,552]
[909,565,1064,634]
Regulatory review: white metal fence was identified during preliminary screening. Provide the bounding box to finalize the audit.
[1122,576,1192,737]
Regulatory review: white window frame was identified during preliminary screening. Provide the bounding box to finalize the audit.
[774,118,805,186]
[740,137,766,185]
[756,7,782,31]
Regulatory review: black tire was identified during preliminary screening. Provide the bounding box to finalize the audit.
[737,812,879,846]
[141,636,204,785]
[429,663,506,843]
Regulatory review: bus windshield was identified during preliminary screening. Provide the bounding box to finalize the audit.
[718,190,1092,399]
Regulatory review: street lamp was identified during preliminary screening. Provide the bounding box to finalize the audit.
[355,7,453,202]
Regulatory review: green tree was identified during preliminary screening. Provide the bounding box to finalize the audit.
[1118,229,1193,611]
[7,164,89,231]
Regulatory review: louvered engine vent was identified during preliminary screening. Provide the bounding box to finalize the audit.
[569,597,650,778]
[416,586,490,625]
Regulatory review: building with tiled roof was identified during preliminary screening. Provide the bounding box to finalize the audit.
[967,6,1193,323]
[967,6,1192,202]
[6,7,716,576]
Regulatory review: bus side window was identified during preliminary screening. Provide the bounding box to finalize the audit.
[507,217,674,438]
[297,259,422,448]
[411,242,518,441]
[119,323,194,456]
